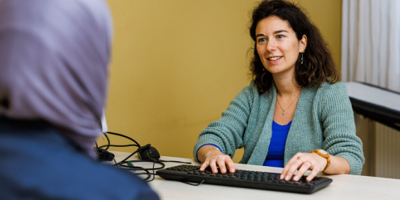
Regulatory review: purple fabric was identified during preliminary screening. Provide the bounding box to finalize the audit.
[0,0,112,158]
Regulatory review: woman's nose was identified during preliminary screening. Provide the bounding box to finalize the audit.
[266,41,276,52]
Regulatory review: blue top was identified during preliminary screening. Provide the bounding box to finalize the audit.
[195,121,291,168]
[263,121,292,167]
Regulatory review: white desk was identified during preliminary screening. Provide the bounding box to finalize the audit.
[112,151,400,200]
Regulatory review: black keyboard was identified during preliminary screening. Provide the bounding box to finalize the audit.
[156,164,332,194]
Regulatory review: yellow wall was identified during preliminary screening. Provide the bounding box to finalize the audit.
[293,0,342,71]
[102,0,342,162]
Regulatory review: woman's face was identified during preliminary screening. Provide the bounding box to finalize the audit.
[255,15,307,76]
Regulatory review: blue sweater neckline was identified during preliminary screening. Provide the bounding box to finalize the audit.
[272,120,292,130]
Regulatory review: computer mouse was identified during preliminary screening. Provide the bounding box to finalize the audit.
[138,145,160,161]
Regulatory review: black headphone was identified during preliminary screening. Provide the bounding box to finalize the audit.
[96,148,115,161]
[137,144,160,161]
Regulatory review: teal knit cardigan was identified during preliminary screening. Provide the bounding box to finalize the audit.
[193,81,365,175]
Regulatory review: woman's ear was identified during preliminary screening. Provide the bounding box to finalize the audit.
[299,34,308,52]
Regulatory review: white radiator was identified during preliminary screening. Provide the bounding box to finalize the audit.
[374,122,400,179]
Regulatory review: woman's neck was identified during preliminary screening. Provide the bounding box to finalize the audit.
[273,74,302,97]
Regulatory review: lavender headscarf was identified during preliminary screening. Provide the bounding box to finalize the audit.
[0,0,113,158]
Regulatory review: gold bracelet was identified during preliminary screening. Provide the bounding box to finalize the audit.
[200,147,219,163]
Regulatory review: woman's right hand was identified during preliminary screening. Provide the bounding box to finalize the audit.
[198,145,240,174]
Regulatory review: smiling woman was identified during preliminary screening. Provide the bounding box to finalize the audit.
[249,0,338,94]
[255,15,307,76]
[193,0,364,182]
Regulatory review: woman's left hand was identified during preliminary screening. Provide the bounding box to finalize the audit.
[280,152,327,182]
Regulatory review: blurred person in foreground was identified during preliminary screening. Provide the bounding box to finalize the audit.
[0,0,159,199]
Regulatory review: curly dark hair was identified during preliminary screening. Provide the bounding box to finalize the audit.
[249,0,339,94]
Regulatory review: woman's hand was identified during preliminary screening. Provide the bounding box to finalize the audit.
[198,146,240,174]
[280,152,327,182]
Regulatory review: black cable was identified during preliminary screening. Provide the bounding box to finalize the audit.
[121,165,153,180]
[95,132,111,150]
[139,171,152,181]
[94,132,114,161]
[113,158,118,168]
[117,151,165,182]
[97,131,189,182]
[99,144,139,149]
[123,160,165,171]
[182,179,206,186]
[147,159,157,182]
[115,144,151,165]
[106,131,140,147]
[103,132,111,150]
[147,151,158,182]
[158,160,192,164]
[102,131,144,165]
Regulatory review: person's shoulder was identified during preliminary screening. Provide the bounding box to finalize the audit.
[232,80,263,106]
[314,81,349,103]
[239,80,259,95]
[318,81,347,94]
[248,80,258,89]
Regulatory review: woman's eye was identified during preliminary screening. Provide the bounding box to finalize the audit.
[277,35,284,39]
[258,38,266,43]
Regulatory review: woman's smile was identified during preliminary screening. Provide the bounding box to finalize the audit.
[267,56,283,63]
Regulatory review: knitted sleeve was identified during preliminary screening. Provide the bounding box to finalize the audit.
[320,82,365,175]
[193,82,256,161]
